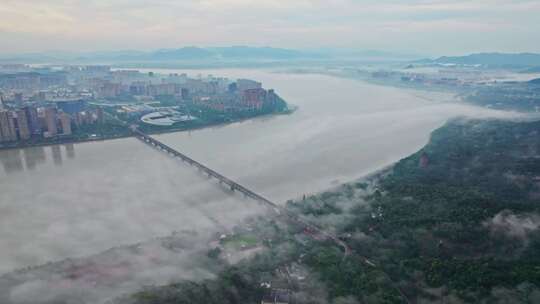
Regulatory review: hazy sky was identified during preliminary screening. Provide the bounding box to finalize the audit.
[0,0,539,55]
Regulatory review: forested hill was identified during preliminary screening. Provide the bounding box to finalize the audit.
[356,118,540,302]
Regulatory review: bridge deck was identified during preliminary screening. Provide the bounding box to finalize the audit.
[133,129,350,255]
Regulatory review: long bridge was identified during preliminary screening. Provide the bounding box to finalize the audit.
[131,128,417,302]
[133,128,351,256]
[131,127,416,303]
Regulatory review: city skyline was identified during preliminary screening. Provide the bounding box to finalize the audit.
[1,0,540,56]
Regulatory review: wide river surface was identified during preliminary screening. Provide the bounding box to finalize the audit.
[0,69,516,275]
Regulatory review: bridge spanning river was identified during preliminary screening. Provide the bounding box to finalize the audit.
[133,129,352,256]
[132,129,416,301]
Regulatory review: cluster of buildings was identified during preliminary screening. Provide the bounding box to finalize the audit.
[1,65,282,112]
[54,65,230,101]
[370,70,468,87]
[0,100,104,144]
[0,64,285,144]
[0,105,63,143]
[194,78,284,112]
[369,66,520,89]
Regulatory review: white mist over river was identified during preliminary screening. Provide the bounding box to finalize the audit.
[0,69,518,276]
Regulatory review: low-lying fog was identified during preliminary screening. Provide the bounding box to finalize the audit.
[0,69,522,303]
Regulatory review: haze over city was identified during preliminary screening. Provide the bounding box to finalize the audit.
[2,1,540,304]
[1,0,540,55]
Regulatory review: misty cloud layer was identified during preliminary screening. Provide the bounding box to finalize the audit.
[2,230,223,304]
[484,210,540,240]
[0,137,267,275]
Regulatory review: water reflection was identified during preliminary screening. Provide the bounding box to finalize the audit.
[0,149,24,174]
[33,146,47,165]
[0,144,76,174]
[23,148,37,170]
[65,144,75,159]
[51,145,63,166]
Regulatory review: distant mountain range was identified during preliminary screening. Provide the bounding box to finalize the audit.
[0,46,423,64]
[86,46,324,61]
[420,52,540,68]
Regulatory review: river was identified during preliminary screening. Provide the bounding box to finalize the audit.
[0,69,517,276]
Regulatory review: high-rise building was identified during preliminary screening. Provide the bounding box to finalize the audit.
[96,107,105,124]
[0,113,5,142]
[98,82,122,98]
[59,112,72,135]
[37,91,47,102]
[129,82,148,95]
[14,93,23,105]
[228,82,238,93]
[0,110,18,142]
[236,79,262,93]
[24,106,41,135]
[242,88,266,110]
[44,107,58,137]
[15,109,31,140]
[181,88,190,100]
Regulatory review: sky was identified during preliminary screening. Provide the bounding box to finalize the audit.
[0,0,539,56]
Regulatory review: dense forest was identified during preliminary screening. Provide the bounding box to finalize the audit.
[344,118,540,302]
[116,118,540,303]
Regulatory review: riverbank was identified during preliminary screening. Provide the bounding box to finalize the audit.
[137,106,296,136]
[0,133,133,151]
[0,108,296,151]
